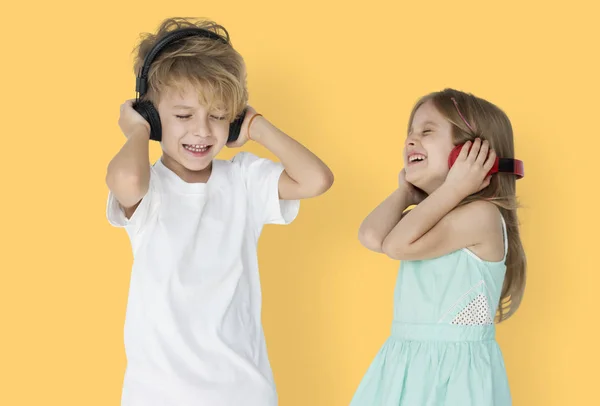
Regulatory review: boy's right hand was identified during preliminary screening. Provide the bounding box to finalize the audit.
[119,99,151,139]
[398,168,427,205]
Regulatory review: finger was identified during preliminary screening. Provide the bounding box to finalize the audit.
[480,175,492,191]
[467,138,481,163]
[484,148,497,171]
[476,139,489,166]
[458,141,472,161]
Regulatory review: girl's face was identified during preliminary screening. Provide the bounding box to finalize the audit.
[404,100,456,194]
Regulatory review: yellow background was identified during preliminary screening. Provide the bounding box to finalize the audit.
[1,0,598,405]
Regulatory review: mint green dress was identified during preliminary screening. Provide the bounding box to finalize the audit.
[350,216,512,406]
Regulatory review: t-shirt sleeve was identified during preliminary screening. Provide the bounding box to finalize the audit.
[232,151,300,226]
[106,167,160,236]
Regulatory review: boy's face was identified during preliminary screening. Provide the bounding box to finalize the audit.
[156,83,230,176]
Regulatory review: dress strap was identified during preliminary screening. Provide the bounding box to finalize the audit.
[500,215,508,261]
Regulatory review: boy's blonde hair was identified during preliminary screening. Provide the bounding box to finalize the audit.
[132,17,248,122]
[407,88,527,322]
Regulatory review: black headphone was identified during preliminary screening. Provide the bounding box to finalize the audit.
[132,27,246,143]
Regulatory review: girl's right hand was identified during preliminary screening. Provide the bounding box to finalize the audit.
[398,168,428,205]
[119,99,151,138]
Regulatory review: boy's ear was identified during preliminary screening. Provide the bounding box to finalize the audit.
[132,99,162,142]
[227,108,247,143]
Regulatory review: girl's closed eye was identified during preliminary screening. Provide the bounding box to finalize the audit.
[176,114,192,120]
[210,114,226,121]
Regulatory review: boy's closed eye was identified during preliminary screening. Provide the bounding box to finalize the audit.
[175,114,227,120]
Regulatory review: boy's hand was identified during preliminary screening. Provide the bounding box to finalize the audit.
[398,168,428,205]
[119,99,151,139]
[226,105,259,148]
[444,138,495,198]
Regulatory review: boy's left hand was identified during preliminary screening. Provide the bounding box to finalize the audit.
[445,138,496,198]
[226,106,260,148]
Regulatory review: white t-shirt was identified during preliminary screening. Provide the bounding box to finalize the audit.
[106,152,300,406]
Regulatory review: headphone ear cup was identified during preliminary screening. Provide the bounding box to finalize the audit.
[228,108,247,143]
[132,100,162,141]
[448,144,463,168]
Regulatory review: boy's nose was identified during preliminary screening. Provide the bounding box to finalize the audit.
[191,119,211,137]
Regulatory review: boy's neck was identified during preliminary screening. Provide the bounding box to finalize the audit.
[160,155,213,184]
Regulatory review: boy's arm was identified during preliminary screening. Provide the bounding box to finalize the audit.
[358,188,412,253]
[249,117,334,200]
[105,101,151,218]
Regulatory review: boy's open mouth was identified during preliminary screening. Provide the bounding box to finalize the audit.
[183,144,211,154]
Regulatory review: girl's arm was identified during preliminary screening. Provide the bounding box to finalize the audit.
[382,139,500,261]
[381,186,499,260]
[358,187,412,253]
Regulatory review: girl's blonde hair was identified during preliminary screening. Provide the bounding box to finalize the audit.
[408,88,527,322]
[132,17,248,122]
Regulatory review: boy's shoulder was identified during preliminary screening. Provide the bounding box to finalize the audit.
[227,151,266,166]
[221,151,282,176]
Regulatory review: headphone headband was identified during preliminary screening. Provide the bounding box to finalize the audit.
[136,27,229,96]
[448,144,525,179]
[495,157,524,179]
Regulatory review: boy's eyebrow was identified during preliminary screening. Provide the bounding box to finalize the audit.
[172,104,227,112]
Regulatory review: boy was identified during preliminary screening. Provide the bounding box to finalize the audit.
[106,17,334,406]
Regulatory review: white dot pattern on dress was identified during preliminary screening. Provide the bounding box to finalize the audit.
[451,294,493,325]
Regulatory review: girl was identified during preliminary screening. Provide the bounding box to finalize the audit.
[350,88,526,406]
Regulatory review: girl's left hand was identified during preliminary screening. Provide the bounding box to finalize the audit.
[445,138,496,197]
[226,105,260,148]
[398,169,428,205]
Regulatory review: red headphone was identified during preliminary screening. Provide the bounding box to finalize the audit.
[448,144,524,179]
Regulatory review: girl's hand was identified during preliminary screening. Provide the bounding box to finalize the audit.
[399,168,428,205]
[119,99,150,138]
[226,105,260,148]
[445,138,495,198]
